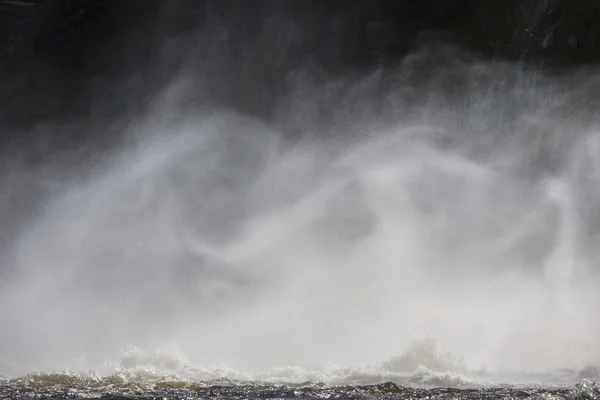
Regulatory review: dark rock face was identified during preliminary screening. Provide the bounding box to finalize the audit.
[6,1,600,69]
[0,0,43,55]
[2,0,600,131]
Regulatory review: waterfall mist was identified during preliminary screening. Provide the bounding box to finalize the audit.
[1,7,600,384]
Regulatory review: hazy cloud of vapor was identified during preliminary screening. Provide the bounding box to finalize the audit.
[1,7,600,383]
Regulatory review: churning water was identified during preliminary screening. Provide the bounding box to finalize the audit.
[1,44,600,398]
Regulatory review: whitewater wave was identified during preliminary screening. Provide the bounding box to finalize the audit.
[0,338,479,386]
[2,338,596,389]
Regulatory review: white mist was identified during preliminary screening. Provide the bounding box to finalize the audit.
[1,46,599,385]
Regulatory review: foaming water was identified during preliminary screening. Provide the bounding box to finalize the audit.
[1,46,600,385]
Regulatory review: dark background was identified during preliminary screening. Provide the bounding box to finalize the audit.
[2,0,600,132]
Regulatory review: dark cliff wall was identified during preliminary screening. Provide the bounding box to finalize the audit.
[14,0,598,70]
[0,0,43,55]
[2,0,600,132]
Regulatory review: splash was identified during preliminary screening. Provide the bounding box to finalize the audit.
[382,337,466,374]
[1,45,600,383]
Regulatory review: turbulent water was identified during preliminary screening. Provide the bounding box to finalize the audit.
[2,40,600,399]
